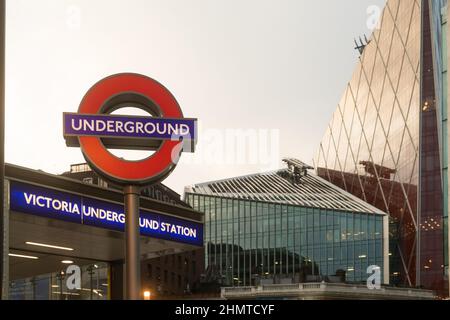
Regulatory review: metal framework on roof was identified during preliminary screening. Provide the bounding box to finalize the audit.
[185,159,385,215]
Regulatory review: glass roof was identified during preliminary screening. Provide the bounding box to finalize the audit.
[185,158,386,215]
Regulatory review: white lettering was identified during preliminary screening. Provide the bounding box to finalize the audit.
[144,122,156,134]
[36,196,46,207]
[73,118,192,138]
[71,119,82,131]
[20,192,196,240]
[135,122,144,134]
[179,124,189,135]
[53,199,62,211]
[156,123,166,135]
[22,192,80,215]
[83,120,94,132]
[115,121,124,133]
[107,120,115,132]
[24,193,34,205]
[95,120,106,132]
[124,121,134,133]
[72,204,80,215]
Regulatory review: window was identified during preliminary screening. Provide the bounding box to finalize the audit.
[156,267,161,281]
[147,264,152,279]
[307,212,314,228]
[314,209,320,228]
[320,212,327,227]
[82,177,93,184]
[70,163,91,173]
[185,194,192,205]
[98,178,108,188]
[327,212,334,227]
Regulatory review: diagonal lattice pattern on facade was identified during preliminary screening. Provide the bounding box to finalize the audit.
[315,0,422,288]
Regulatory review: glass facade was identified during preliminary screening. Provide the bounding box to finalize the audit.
[315,0,448,296]
[419,0,445,296]
[9,263,109,300]
[435,0,449,288]
[186,193,384,286]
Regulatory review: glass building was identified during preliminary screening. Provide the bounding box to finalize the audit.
[185,159,389,287]
[314,0,450,296]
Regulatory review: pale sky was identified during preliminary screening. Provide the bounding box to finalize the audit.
[5,0,386,195]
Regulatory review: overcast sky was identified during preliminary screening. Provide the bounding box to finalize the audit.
[5,0,386,195]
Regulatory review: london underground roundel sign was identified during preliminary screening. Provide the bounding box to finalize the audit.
[63,73,197,185]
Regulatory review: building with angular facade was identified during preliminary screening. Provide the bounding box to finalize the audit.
[185,159,389,288]
[315,0,449,296]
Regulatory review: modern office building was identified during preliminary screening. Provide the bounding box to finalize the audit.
[185,159,389,288]
[314,0,449,296]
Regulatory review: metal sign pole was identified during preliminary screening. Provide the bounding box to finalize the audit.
[124,185,141,300]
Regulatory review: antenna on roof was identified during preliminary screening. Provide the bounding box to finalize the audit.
[354,34,371,55]
[281,158,313,185]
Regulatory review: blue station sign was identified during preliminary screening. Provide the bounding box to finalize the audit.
[10,181,203,247]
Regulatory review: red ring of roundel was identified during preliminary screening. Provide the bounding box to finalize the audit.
[77,73,183,185]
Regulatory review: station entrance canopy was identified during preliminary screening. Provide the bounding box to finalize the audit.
[4,164,204,281]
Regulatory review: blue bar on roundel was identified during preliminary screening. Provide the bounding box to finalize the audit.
[63,113,197,141]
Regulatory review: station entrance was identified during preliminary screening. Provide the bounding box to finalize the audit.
[3,164,204,300]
